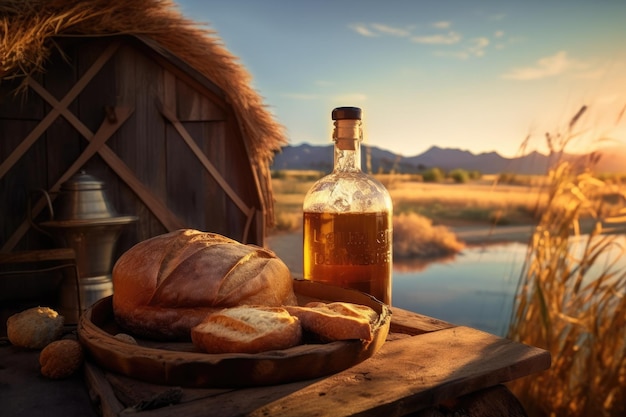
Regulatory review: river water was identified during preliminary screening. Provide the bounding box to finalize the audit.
[267,231,626,338]
[393,234,626,337]
[392,242,528,337]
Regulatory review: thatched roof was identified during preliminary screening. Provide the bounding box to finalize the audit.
[0,0,286,224]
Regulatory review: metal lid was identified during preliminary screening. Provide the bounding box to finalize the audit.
[55,171,118,220]
[332,107,362,120]
[60,170,105,191]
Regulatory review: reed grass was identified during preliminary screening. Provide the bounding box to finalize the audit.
[507,106,626,417]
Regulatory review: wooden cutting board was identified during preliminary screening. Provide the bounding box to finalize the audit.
[78,280,391,387]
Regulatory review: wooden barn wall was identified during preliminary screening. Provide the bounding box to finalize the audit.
[0,36,264,259]
[0,75,51,251]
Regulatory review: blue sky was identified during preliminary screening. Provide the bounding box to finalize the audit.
[176,0,626,157]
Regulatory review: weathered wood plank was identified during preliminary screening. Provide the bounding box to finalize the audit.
[159,102,252,217]
[389,307,455,335]
[84,362,126,417]
[85,325,550,417]
[235,326,549,417]
[0,42,120,180]
[175,78,224,122]
[0,248,76,264]
[1,106,134,252]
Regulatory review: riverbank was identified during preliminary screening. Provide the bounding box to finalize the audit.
[266,223,534,275]
[266,218,611,275]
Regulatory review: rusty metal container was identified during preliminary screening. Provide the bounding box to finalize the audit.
[39,171,137,322]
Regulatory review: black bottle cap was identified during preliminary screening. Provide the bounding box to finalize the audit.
[332,107,362,120]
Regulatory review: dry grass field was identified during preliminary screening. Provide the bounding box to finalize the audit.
[271,172,543,230]
[271,169,626,260]
[271,171,626,235]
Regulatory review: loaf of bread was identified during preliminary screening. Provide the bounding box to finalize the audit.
[39,339,84,379]
[285,302,377,342]
[191,306,302,354]
[6,306,64,349]
[112,229,297,340]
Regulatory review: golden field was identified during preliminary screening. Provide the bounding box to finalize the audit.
[271,171,625,235]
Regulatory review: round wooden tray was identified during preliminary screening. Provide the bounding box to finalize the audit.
[78,279,391,388]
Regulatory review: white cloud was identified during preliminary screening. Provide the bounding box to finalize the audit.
[468,37,490,57]
[494,30,504,38]
[371,23,411,37]
[501,51,577,80]
[350,23,411,38]
[411,31,462,45]
[432,21,451,29]
[349,23,379,37]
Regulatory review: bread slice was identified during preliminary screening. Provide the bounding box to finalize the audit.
[285,302,377,342]
[191,306,302,354]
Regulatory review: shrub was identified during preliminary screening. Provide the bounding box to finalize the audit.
[421,167,445,183]
[468,170,482,180]
[393,212,464,258]
[271,211,302,232]
[448,168,469,183]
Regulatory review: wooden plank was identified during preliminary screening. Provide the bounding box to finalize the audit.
[0,248,76,264]
[134,35,227,107]
[0,118,43,250]
[0,42,120,180]
[389,306,455,335]
[111,44,166,243]
[84,326,550,417]
[84,362,126,417]
[175,78,225,122]
[97,145,186,232]
[230,326,550,417]
[158,102,254,219]
[26,71,184,234]
[1,106,135,252]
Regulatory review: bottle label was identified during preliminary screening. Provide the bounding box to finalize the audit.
[312,228,391,265]
[303,211,392,304]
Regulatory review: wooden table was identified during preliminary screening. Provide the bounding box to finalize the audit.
[84,307,550,417]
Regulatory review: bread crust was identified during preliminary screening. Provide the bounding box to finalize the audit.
[285,302,377,342]
[112,229,296,340]
[7,306,64,349]
[39,339,84,379]
[191,306,302,354]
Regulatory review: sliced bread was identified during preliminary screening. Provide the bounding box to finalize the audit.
[285,302,377,342]
[191,306,302,354]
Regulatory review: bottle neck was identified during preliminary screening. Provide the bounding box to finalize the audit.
[333,119,362,173]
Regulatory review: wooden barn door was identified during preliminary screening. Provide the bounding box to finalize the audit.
[1,37,264,256]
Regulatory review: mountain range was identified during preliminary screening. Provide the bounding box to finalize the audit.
[271,143,626,175]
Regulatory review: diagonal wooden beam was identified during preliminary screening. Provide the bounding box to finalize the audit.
[158,101,256,242]
[0,42,121,180]
[26,78,186,236]
[2,107,134,252]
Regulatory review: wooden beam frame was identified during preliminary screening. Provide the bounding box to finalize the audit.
[158,101,256,243]
[1,43,186,251]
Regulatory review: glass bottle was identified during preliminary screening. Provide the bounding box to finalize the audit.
[302,107,393,304]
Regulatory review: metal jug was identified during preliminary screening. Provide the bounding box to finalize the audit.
[51,170,120,220]
[36,171,137,322]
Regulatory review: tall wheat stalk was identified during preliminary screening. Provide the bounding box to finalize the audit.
[507,106,626,417]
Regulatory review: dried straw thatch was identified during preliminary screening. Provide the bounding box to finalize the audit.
[0,0,286,222]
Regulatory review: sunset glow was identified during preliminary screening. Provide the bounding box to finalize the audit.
[177,0,626,158]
